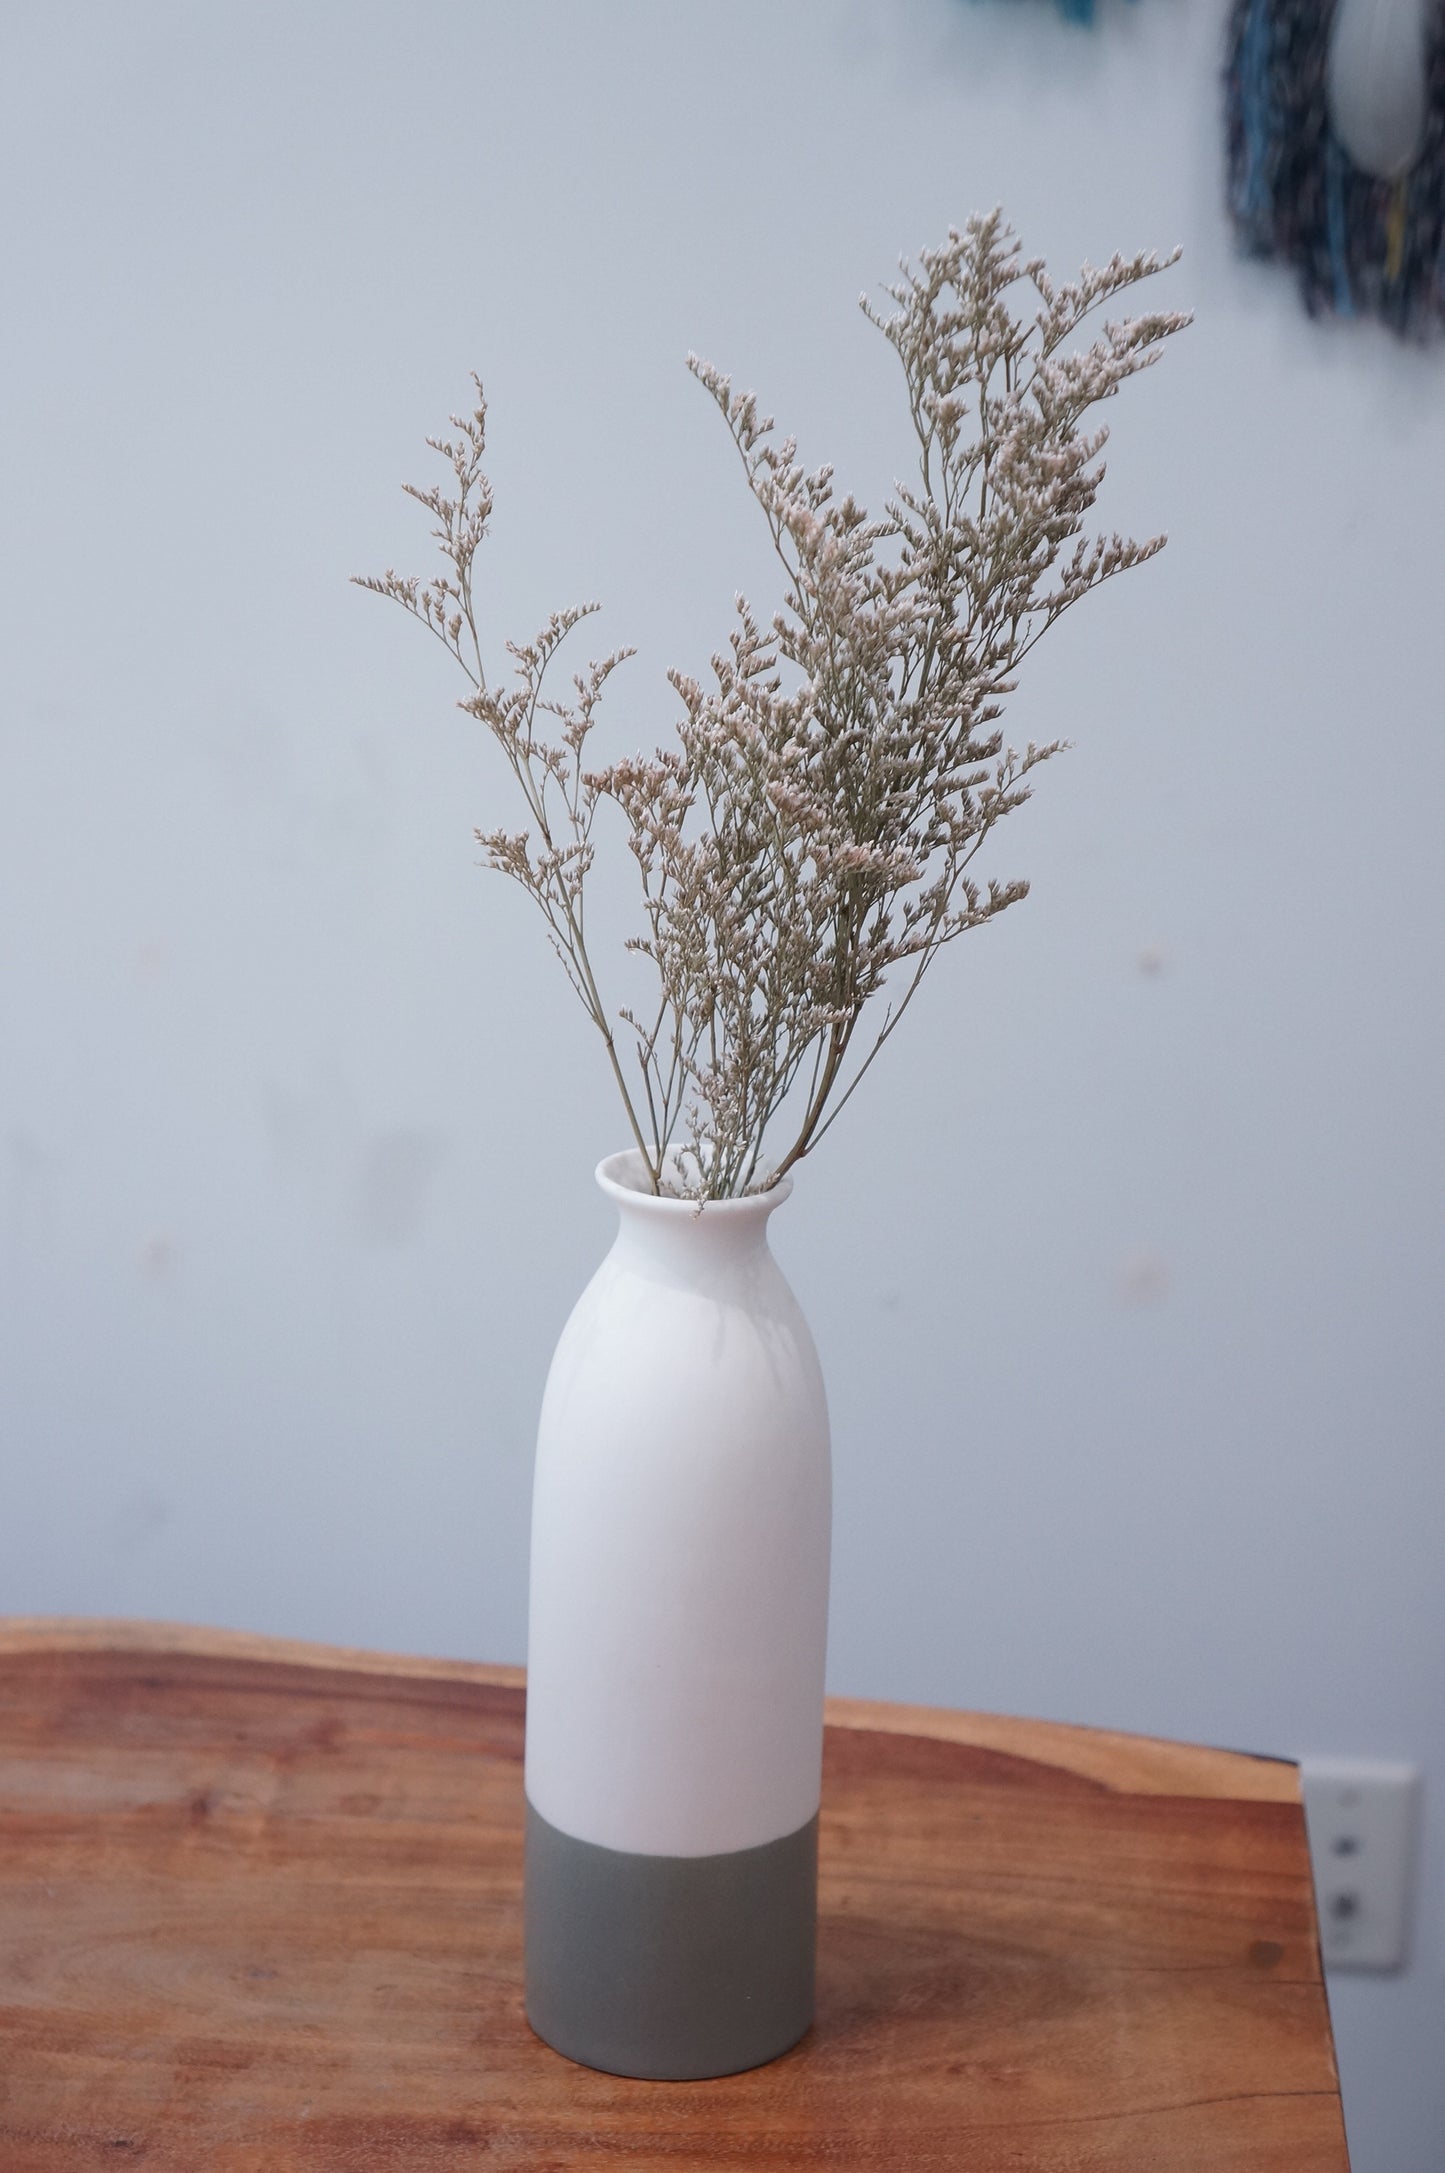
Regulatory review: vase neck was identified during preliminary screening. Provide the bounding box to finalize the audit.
[595,1150,790,1283]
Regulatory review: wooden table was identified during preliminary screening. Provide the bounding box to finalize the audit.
[0,1619,1348,2170]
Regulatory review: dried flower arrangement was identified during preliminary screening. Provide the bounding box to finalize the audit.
[358,211,1187,1199]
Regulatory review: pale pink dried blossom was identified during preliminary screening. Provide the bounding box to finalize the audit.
[357,213,1188,1199]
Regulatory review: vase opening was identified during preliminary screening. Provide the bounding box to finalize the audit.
[596,1146,793,1214]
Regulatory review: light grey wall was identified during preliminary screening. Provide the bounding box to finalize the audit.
[2,2,1441,2163]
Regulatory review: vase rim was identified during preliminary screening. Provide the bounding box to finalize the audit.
[595,1148,793,1217]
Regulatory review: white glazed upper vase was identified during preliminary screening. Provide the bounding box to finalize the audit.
[524,1148,833,1863]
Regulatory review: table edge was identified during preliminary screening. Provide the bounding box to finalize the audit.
[0,1616,1299,1803]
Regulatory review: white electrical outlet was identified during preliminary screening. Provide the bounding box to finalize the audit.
[1300,1757,1420,1971]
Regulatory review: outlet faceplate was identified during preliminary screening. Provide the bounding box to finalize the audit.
[1300,1757,1420,1972]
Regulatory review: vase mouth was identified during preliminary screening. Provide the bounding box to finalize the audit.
[595,1148,793,1216]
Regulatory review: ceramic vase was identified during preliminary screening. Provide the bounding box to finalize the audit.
[523,1147,832,2080]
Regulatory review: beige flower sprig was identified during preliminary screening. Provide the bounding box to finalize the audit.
[357,210,1188,1198]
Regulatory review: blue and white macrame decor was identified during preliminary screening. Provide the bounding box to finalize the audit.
[1227,0,1445,336]
[973,0,1131,23]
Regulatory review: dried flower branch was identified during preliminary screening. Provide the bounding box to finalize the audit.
[357,212,1188,1199]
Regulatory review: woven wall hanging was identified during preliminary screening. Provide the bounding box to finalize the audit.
[1226,0,1445,337]
[971,1,1131,24]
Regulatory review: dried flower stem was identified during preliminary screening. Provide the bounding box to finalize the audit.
[357,214,1187,1198]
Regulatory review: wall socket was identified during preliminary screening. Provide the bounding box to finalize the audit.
[1299,1757,1420,1972]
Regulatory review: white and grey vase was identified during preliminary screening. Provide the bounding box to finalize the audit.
[523,1147,832,2080]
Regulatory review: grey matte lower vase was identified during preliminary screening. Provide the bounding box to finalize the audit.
[524,1801,818,2080]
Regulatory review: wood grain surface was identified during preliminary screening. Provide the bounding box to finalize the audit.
[0,1619,1348,2171]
